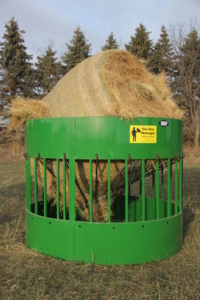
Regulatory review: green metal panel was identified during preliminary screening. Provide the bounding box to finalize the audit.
[25,117,183,160]
[26,211,73,260]
[25,116,183,265]
[26,200,182,265]
[75,214,182,265]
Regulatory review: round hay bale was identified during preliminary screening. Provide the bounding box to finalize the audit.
[43,50,183,120]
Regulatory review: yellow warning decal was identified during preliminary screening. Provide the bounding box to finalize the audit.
[130,125,157,143]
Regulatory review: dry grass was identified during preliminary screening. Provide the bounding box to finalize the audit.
[184,146,200,163]
[0,158,200,299]
[0,137,25,160]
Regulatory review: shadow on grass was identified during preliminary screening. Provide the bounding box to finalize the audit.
[182,203,195,241]
[0,182,26,225]
[182,167,200,241]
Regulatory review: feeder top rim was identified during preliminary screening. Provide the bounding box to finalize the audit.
[26,116,183,122]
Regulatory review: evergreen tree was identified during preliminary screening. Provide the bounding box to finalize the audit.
[35,43,62,98]
[101,31,119,51]
[125,23,153,60]
[62,26,91,73]
[148,25,174,76]
[0,17,33,100]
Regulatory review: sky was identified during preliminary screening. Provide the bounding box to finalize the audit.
[0,0,200,60]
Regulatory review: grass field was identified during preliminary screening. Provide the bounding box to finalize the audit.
[0,157,200,299]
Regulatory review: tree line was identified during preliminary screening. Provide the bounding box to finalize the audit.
[0,17,199,148]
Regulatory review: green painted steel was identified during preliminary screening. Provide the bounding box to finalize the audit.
[179,158,183,213]
[175,159,178,215]
[156,160,159,220]
[63,158,66,220]
[141,159,145,222]
[125,159,128,223]
[34,158,38,215]
[25,117,183,160]
[167,158,172,218]
[25,158,29,210]
[43,158,47,217]
[162,165,164,202]
[27,157,31,212]
[25,116,183,265]
[89,159,93,222]
[56,159,59,219]
[107,159,111,223]
[26,204,182,265]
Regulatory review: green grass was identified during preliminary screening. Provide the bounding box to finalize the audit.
[0,158,200,299]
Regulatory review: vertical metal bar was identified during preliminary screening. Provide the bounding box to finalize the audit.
[57,159,60,219]
[162,165,164,202]
[152,173,155,199]
[28,157,32,212]
[63,157,66,220]
[156,159,159,220]
[175,159,178,214]
[69,158,76,222]
[89,159,93,222]
[34,157,38,215]
[108,159,111,223]
[179,157,183,213]
[125,159,128,223]
[43,158,47,217]
[142,159,145,222]
[167,158,172,217]
[26,158,29,210]
[68,118,76,260]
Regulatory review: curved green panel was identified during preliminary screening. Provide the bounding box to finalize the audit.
[26,207,182,265]
[25,117,183,159]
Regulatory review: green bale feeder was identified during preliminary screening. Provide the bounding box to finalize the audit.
[25,116,183,265]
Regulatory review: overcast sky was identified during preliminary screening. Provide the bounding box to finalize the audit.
[0,0,200,59]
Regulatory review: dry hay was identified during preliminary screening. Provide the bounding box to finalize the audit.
[9,50,184,221]
[8,98,52,130]
[33,158,128,221]
[43,50,183,120]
